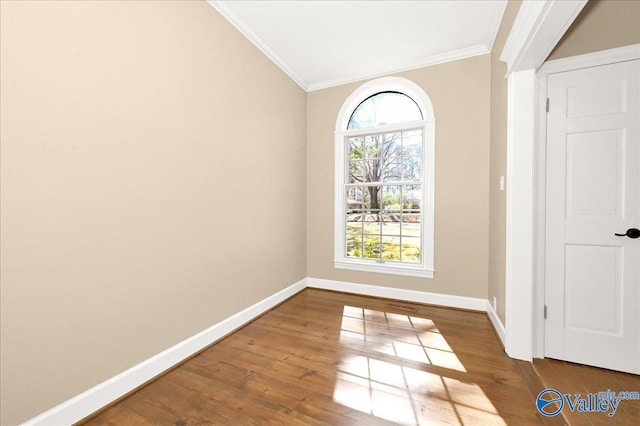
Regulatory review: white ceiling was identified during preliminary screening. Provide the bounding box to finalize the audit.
[209,0,507,92]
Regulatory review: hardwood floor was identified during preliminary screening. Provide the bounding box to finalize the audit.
[533,358,640,425]
[81,289,574,425]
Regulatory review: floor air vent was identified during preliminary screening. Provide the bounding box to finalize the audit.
[386,302,418,312]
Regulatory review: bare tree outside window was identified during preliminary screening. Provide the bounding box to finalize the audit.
[344,92,424,263]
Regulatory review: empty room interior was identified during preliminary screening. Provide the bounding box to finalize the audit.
[1,0,639,425]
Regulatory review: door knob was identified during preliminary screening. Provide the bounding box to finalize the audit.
[615,228,640,238]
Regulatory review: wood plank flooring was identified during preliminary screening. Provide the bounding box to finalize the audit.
[533,358,640,425]
[80,289,585,425]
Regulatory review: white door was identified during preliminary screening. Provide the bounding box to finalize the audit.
[545,59,640,374]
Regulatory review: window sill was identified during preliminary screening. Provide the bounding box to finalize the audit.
[334,259,434,278]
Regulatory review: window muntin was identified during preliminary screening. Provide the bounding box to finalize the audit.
[347,91,423,130]
[334,77,434,278]
[345,129,423,264]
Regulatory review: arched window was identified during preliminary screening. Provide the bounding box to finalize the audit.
[347,91,422,129]
[334,77,435,278]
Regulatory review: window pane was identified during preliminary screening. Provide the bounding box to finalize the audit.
[382,236,400,261]
[364,135,382,158]
[382,185,402,212]
[403,156,422,181]
[383,156,402,182]
[401,218,420,238]
[346,187,365,210]
[349,160,364,183]
[382,221,401,237]
[348,92,422,130]
[363,213,381,235]
[346,211,362,234]
[363,236,381,259]
[364,160,381,184]
[402,130,422,156]
[401,237,421,263]
[383,132,402,157]
[348,136,364,159]
[347,235,363,258]
[403,185,421,211]
[362,186,379,210]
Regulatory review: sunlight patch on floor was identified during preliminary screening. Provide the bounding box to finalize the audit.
[338,306,466,372]
[333,306,506,425]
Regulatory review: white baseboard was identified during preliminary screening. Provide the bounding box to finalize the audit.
[307,278,508,348]
[23,276,511,425]
[22,278,307,426]
[307,277,487,311]
[486,300,507,348]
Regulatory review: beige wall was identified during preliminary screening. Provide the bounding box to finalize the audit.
[548,0,640,61]
[488,1,522,326]
[0,2,306,424]
[307,55,491,299]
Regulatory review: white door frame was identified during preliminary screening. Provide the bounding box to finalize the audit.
[500,0,587,361]
[534,44,640,358]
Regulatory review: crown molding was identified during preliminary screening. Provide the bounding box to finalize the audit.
[307,44,490,92]
[485,0,508,52]
[208,0,309,91]
[208,1,494,93]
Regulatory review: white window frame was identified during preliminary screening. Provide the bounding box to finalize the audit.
[334,77,435,278]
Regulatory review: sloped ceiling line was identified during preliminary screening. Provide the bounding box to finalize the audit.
[208,0,309,89]
[209,0,507,92]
